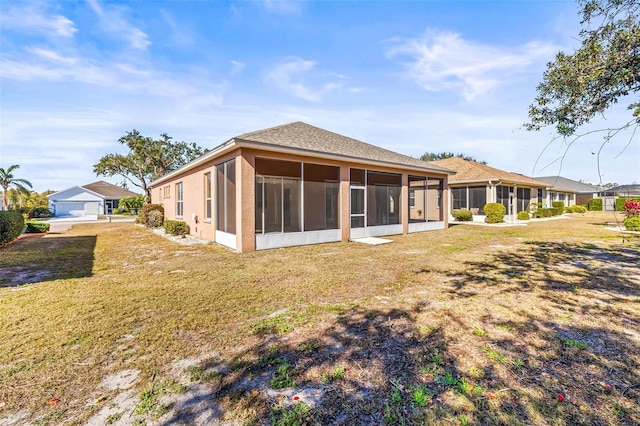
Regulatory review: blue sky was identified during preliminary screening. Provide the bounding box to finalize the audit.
[1,0,638,193]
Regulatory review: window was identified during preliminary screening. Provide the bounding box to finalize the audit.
[517,188,531,212]
[497,186,512,213]
[366,171,401,226]
[427,178,443,221]
[303,163,339,231]
[451,187,466,210]
[163,185,170,198]
[176,182,183,217]
[204,172,212,221]
[255,158,302,234]
[216,159,236,234]
[451,186,486,214]
[409,189,416,208]
[537,188,543,203]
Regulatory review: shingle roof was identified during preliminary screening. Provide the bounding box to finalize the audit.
[431,157,549,187]
[606,184,640,195]
[234,122,454,174]
[82,181,139,198]
[533,176,600,193]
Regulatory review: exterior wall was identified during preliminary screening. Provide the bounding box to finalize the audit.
[49,187,104,217]
[151,148,449,252]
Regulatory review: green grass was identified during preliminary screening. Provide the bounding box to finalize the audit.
[1,213,639,425]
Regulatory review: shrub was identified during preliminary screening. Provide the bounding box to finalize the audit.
[623,199,640,218]
[552,201,565,210]
[164,220,190,236]
[551,207,564,216]
[484,203,506,223]
[587,198,602,211]
[25,221,50,233]
[534,208,554,218]
[624,217,640,231]
[565,205,587,213]
[139,204,165,227]
[27,207,54,219]
[146,209,164,228]
[452,209,473,221]
[118,195,145,214]
[0,211,25,246]
[616,197,640,212]
[517,211,530,220]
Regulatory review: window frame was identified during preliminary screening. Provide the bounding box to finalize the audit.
[176,182,183,217]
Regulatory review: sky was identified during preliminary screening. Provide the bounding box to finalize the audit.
[1,0,638,193]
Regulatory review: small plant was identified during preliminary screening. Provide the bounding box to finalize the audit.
[472,326,488,337]
[269,402,310,426]
[432,349,444,365]
[106,412,123,424]
[411,383,432,407]
[186,365,222,382]
[391,387,403,404]
[459,414,471,426]
[440,371,458,386]
[468,366,485,378]
[511,358,525,370]
[517,211,530,220]
[270,362,297,389]
[457,377,473,393]
[320,365,346,383]
[297,341,320,354]
[484,203,506,223]
[452,209,473,221]
[482,346,507,363]
[560,337,587,349]
[249,315,294,335]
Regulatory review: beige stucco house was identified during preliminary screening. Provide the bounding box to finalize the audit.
[149,122,454,252]
[431,157,549,221]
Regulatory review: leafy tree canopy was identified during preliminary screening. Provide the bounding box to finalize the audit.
[419,152,487,165]
[526,0,640,136]
[0,164,33,210]
[94,130,208,201]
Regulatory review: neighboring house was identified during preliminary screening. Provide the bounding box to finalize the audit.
[149,121,455,252]
[431,157,549,221]
[600,184,640,210]
[48,181,139,217]
[533,176,600,207]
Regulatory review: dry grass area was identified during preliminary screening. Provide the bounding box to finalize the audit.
[0,212,638,425]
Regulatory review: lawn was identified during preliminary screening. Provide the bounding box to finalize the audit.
[0,212,638,425]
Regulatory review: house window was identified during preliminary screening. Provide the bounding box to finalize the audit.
[176,182,183,217]
[428,178,443,220]
[216,159,236,234]
[497,186,512,213]
[204,172,212,221]
[366,171,401,226]
[409,189,416,208]
[451,186,485,214]
[163,185,170,198]
[537,188,543,204]
[409,177,427,222]
[255,158,302,234]
[303,163,340,231]
[452,187,465,210]
[517,188,531,212]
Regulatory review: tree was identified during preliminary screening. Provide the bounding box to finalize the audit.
[7,189,53,211]
[0,164,33,210]
[117,195,145,214]
[94,130,207,202]
[526,0,639,137]
[419,152,487,164]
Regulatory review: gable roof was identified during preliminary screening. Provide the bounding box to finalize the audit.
[431,157,549,187]
[151,122,454,186]
[81,181,138,198]
[606,184,640,195]
[533,176,600,193]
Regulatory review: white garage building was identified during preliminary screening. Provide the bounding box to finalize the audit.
[48,181,139,218]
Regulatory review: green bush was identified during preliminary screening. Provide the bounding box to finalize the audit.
[147,209,164,228]
[616,197,640,212]
[552,201,565,209]
[484,203,506,223]
[517,211,530,220]
[0,211,25,246]
[452,209,473,221]
[164,220,190,236]
[587,198,602,211]
[139,203,165,227]
[565,205,587,213]
[27,207,54,219]
[118,195,145,214]
[550,207,563,216]
[624,217,640,231]
[533,208,554,218]
[25,221,50,233]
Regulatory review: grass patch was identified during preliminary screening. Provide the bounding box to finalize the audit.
[1,214,638,425]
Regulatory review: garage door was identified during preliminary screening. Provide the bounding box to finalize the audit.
[54,202,99,217]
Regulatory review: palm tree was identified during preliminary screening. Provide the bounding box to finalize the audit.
[0,165,33,210]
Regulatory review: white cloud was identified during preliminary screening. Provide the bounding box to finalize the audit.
[266,58,343,102]
[0,3,77,38]
[230,60,246,76]
[87,0,151,50]
[262,0,303,15]
[386,30,557,101]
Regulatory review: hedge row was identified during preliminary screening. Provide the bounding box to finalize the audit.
[588,198,603,211]
[616,197,640,212]
[25,221,50,233]
[0,211,25,246]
